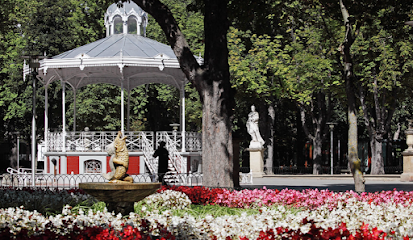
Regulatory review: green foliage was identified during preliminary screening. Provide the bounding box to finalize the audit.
[130,84,180,131]
[185,83,202,131]
[0,0,113,143]
[229,28,285,99]
[71,201,106,215]
[69,84,121,131]
[0,188,97,216]
[147,0,204,55]
[352,9,413,98]
[134,199,260,218]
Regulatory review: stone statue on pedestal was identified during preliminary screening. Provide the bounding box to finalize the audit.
[247,105,265,149]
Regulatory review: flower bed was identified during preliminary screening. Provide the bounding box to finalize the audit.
[0,187,96,215]
[1,186,412,239]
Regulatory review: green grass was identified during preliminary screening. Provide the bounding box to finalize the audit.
[69,201,106,215]
[179,204,263,218]
[73,201,303,219]
[142,204,261,218]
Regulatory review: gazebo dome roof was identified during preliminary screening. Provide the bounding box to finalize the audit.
[35,32,186,90]
[53,34,176,59]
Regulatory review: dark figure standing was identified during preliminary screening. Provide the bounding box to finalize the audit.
[153,141,169,184]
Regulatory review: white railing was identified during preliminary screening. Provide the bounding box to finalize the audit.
[46,130,201,153]
[140,132,157,174]
[1,172,203,189]
[155,131,187,183]
[186,132,202,152]
[156,131,186,174]
[6,167,46,186]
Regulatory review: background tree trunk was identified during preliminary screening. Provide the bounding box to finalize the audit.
[359,72,396,175]
[312,137,322,174]
[370,136,385,174]
[264,104,275,175]
[299,91,332,175]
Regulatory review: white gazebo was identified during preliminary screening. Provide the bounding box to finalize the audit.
[24,2,202,179]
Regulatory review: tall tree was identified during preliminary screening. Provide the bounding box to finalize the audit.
[339,0,365,192]
[353,7,413,175]
[129,0,235,187]
[282,3,342,174]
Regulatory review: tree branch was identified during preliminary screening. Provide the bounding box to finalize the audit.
[130,0,202,86]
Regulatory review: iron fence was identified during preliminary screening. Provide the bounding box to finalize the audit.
[0,172,203,189]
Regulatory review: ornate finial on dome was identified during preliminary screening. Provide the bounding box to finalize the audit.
[104,2,148,37]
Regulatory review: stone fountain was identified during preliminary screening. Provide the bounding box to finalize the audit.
[80,131,160,215]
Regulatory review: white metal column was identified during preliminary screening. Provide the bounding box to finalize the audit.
[44,84,48,155]
[123,20,128,34]
[61,80,67,174]
[181,81,186,152]
[127,79,130,131]
[31,72,36,186]
[121,78,125,133]
[73,88,77,132]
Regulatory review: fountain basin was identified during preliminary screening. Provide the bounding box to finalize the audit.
[79,182,161,215]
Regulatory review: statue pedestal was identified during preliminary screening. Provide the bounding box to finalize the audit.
[79,182,161,215]
[248,147,264,178]
[401,127,413,182]
[401,151,413,182]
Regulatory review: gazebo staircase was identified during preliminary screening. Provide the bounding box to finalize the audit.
[141,131,186,184]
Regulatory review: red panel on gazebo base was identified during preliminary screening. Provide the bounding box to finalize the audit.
[67,156,79,174]
[106,156,140,174]
[106,156,111,173]
[128,156,140,174]
[47,156,50,173]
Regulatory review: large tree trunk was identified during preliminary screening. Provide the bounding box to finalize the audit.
[202,90,233,187]
[201,0,233,187]
[340,0,365,192]
[132,0,234,187]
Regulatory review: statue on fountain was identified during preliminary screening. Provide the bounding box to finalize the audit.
[102,131,133,183]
